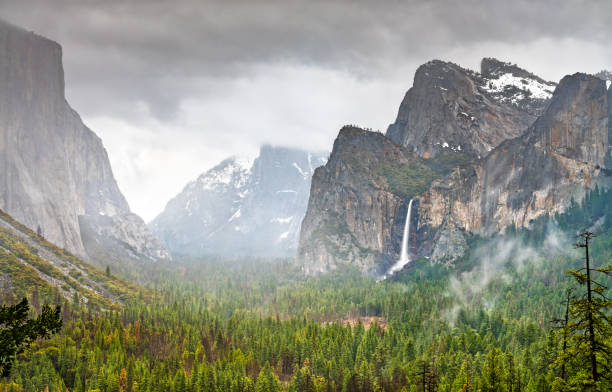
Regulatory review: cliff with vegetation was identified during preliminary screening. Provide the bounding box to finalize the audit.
[298,127,471,274]
[418,73,609,262]
[299,61,611,273]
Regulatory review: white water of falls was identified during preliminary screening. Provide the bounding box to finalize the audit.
[384,199,413,278]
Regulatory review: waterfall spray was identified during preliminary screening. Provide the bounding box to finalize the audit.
[385,198,413,278]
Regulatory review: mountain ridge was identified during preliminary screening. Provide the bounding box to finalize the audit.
[299,62,610,274]
[386,58,555,159]
[151,145,327,258]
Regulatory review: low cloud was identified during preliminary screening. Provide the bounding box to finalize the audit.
[445,223,578,323]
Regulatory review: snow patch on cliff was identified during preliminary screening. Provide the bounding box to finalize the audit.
[482,73,555,101]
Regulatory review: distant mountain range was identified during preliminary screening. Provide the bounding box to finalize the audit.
[150,146,327,258]
[0,18,327,264]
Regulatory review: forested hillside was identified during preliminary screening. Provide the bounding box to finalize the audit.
[1,192,610,391]
[0,209,146,311]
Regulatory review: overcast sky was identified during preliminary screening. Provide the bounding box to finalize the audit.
[1,0,611,221]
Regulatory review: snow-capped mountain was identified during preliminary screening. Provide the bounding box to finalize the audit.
[150,145,328,258]
[387,58,556,159]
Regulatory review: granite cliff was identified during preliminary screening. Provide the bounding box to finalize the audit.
[299,60,610,275]
[418,73,609,262]
[0,20,169,264]
[298,127,470,274]
[386,58,556,158]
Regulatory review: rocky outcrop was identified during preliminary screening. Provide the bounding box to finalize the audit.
[299,63,610,274]
[0,20,169,263]
[386,58,555,159]
[418,73,609,262]
[150,146,327,257]
[529,74,608,167]
[297,127,469,274]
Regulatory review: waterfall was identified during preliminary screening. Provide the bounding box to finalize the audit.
[385,199,413,277]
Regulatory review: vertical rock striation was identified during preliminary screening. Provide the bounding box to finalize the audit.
[0,20,169,263]
[418,73,609,262]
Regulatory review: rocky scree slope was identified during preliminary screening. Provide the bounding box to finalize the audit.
[0,208,143,310]
[150,146,327,257]
[0,20,169,265]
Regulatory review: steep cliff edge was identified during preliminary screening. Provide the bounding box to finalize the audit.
[418,73,609,262]
[607,77,612,167]
[299,66,609,274]
[297,127,470,274]
[0,20,169,264]
[386,58,555,159]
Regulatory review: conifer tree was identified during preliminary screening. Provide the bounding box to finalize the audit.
[553,231,611,391]
[482,348,506,392]
[0,298,62,377]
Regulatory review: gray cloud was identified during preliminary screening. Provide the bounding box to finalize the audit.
[3,0,611,118]
[0,0,610,219]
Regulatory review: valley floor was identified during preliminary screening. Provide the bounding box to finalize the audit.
[2,191,612,391]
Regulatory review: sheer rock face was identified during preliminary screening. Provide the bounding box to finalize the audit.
[386,58,555,159]
[0,20,169,263]
[299,59,558,274]
[607,80,612,167]
[418,73,609,262]
[529,74,608,167]
[150,146,327,258]
[298,127,427,275]
[299,66,610,273]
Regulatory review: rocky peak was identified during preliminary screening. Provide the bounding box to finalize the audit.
[595,70,612,83]
[479,58,556,116]
[417,72,609,263]
[527,73,608,167]
[191,157,252,193]
[387,59,541,159]
[0,19,65,105]
[481,57,548,83]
